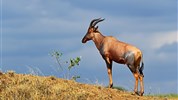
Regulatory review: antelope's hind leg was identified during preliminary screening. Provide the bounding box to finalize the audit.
[133,72,139,95]
[133,70,144,96]
[139,72,144,96]
[127,65,139,95]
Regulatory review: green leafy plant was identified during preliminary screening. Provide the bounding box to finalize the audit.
[50,50,81,81]
[72,75,80,81]
[68,57,81,70]
[50,50,63,70]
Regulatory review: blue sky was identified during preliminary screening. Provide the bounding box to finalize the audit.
[1,0,177,94]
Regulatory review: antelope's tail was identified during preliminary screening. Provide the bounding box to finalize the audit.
[139,54,144,77]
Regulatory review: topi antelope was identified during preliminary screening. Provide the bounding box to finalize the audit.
[82,18,144,96]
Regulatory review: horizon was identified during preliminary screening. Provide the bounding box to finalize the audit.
[1,0,177,94]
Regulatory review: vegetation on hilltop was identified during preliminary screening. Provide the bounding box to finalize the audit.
[0,71,177,100]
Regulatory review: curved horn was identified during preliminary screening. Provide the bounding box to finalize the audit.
[89,18,105,27]
[92,18,105,27]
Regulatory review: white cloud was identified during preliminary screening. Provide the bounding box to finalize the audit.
[150,31,177,49]
[116,31,177,50]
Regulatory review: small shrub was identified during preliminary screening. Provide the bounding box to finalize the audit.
[50,50,81,81]
[72,75,80,81]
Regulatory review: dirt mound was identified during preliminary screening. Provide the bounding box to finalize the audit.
[0,71,175,100]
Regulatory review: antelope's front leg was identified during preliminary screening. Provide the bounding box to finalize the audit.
[105,57,113,88]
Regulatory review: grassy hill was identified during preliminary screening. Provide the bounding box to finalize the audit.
[0,71,177,100]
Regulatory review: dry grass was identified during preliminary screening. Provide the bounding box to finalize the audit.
[0,71,177,100]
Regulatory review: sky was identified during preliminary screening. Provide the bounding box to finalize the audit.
[1,0,177,94]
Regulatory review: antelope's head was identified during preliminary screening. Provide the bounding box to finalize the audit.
[82,18,105,43]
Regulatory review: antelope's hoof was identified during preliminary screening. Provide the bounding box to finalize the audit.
[132,91,144,96]
[131,91,139,96]
[109,83,113,88]
[140,92,144,96]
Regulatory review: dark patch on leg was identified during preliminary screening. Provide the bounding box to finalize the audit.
[109,83,113,88]
[140,91,144,96]
[127,65,136,73]
[139,62,144,77]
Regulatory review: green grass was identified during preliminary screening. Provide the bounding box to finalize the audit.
[147,93,178,98]
[112,86,127,91]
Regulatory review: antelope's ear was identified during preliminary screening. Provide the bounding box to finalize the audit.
[94,26,98,31]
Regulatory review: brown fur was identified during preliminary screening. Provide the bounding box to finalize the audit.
[82,18,144,96]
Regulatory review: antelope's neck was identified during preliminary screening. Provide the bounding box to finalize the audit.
[92,32,105,50]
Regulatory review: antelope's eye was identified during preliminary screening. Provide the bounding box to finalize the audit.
[89,29,92,33]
